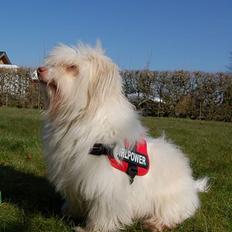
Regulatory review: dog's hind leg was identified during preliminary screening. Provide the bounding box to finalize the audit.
[144,185,200,231]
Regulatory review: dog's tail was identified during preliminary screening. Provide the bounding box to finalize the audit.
[195,177,210,192]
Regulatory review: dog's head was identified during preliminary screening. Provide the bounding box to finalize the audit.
[38,43,121,119]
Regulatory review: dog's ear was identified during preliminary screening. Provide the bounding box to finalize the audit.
[85,56,122,113]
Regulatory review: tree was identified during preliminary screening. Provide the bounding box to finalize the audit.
[227,52,232,73]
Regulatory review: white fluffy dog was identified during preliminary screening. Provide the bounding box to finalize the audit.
[38,43,208,232]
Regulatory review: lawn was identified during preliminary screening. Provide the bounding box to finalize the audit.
[0,107,231,232]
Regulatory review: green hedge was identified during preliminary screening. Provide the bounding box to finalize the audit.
[122,70,232,121]
[0,68,42,109]
[0,68,232,121]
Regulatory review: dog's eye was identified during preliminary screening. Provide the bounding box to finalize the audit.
[67,65,77,71]
[66,65,79,75]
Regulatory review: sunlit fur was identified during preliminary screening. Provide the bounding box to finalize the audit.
[41,43,208,232]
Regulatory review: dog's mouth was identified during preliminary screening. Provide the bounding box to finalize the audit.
[37,67,57,93]
[40,78,63,116]
[40,79,57,92]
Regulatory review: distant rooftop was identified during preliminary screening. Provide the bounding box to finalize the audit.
[0,64,18,69]
[0,51,11,64]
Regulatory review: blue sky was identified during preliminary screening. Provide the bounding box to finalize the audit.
[1,0,232,72]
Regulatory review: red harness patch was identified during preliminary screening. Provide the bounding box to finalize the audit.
[89,140,150,184]
[108,139,150,178]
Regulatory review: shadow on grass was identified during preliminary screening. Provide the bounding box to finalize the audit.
[0,165,63,216]
[0,222,27,232]
[0,165,88,232]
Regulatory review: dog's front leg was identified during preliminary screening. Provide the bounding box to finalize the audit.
[74,201,125,232]
[74,217,120,232]
[75,226,87,232]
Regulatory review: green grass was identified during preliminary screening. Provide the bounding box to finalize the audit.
[0,107,231,232]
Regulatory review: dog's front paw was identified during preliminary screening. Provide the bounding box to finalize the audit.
[74,226,86,232]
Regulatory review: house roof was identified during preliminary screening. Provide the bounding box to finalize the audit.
[0,64,18,69]
[0,51,11,64]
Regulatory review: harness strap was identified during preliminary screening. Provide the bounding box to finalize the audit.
[89,143,112,156]
[126,165,138,184]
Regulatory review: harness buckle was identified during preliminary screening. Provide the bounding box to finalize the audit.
[127,165,138,184]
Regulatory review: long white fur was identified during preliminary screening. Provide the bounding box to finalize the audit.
[41,43,208,232]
